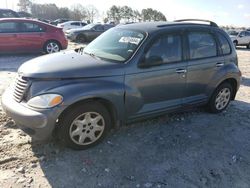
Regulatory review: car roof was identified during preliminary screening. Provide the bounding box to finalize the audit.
[0,18,56,27]
[116,21,218,34]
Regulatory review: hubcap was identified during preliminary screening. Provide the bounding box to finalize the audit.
[46,42,60,53]
[69,112,105,145]
[215,88,231,110]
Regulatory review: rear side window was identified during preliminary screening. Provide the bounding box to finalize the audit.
[94,25,104,31]
[0,22,19,33]
[71,22,80,26]
[188,32,217,59]
[217,33,231,55]
[145,34,182,64]
[20,22,44,32]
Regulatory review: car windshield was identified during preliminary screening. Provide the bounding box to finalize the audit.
[83,28,145,63]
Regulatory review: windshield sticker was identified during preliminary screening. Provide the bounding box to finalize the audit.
[119,37,142,45]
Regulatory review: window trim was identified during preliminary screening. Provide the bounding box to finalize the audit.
[186,30,219,61]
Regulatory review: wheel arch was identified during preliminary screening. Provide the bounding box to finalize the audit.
[56,97,118,129]
[214,78,238,100]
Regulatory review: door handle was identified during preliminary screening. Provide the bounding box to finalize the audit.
[176,69,187,74]
[216,62,224,67]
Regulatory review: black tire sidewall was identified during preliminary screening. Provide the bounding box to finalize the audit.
[208,83,233,113]
[57,102,111,150]
[76,35,86,43]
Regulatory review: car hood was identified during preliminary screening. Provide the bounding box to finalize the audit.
[18,50,125,79]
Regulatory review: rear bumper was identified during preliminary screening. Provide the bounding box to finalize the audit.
[1,88,60,140]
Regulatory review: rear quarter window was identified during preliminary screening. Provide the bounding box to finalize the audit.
[217,33,231,55]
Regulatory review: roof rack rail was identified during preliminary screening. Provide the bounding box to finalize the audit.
[174,19,218,27]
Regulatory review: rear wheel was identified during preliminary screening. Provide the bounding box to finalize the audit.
[76,34,86,43]
[207,82,232,113]
[233,41,237,48]
[44,41,61,54]
[57,102,111,150]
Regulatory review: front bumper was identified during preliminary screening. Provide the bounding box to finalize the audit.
[1,88,60,140]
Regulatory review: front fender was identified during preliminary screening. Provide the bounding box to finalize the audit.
[46,77,125,122]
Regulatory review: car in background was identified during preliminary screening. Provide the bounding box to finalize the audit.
[50,18,70,26]
[230,30,250,48]
[65,23,114,43]
[57,21,87,32]
[0,18,68,54]
[227,30,238,36]
[0,9,19,18]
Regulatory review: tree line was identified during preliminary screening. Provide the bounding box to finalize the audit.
[17,0,167,23]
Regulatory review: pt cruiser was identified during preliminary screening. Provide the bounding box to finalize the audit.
[2,19,241,149]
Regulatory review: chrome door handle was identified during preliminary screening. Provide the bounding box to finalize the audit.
[216,62,224,67]
[176,69,187,74]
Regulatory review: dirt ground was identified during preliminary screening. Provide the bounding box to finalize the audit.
[0,46,250,188]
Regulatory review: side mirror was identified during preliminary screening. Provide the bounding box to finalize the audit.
[138,56,163,68]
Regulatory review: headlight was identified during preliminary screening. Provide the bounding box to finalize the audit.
[27,94,63,109]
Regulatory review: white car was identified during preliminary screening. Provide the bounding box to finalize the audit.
[230,30,250,48]
[57,21,87,32]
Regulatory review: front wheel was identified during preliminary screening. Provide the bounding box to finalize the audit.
[57,102,111,150]
[207,83,232,113]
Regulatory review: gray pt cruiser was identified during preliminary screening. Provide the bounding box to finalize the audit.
[2,20,241,149]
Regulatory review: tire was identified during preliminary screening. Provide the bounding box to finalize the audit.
[207,82,233,113]
[57,102,111,150]
[233,41,237,48]
[43,40,61,54]
[76,34,86,43]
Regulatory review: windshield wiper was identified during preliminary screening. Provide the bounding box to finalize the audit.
[83,51,101,60]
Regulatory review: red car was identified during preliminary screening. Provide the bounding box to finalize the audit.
[0,18,68,54]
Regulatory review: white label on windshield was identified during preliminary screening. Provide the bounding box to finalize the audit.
[119,37,141,45]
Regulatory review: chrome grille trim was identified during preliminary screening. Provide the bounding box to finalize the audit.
[13,75,29,102]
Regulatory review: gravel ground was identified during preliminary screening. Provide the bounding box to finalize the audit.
[0,46,250,188]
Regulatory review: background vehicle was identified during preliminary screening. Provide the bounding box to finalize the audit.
[0,9,19,18]
[57,21,87,32]
[230,30,250,48]
[0,18,68,54]
[2,20,241,150]
[49,18,70,26]
[65,23,114,43]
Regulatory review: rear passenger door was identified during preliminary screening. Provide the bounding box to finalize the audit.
[91,25,104,40]
[184,30,224,105]
[17,22,45,51]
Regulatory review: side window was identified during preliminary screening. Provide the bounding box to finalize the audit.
[0,22,19,33]
[20,22,44,32]
[188,32,217,59]
[246,31,250,36]
[145,34,182,64]
[94,25,104,31]
[217,33,231,55]
[71,22,80,26]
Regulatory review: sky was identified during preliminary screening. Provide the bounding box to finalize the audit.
[1,0,250,27]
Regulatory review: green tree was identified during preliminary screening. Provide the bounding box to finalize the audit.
[107,5,122,24]
[17,0,31,12]
[70,4,87,21]
[120,6,133,22]
[141,8,166,21]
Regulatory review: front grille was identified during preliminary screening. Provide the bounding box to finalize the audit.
[13,75,29,102]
